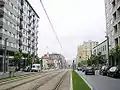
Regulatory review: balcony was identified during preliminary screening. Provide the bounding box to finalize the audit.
[19,39,22,46]
[0,20,3,28]
[28,44,31,48]
[28,36,31,40]
[36,48,38,50]
[32,26,35,30]
[21,0,24,5]
[19,31,22,37]
[20,15,23,21]
[33,19,35,24]
[20,9,23,14]
[19,24,23,29]
[28,29,31,33]
[32,46,34,49]
[32,32,35,36]
[28,22,31,26]
[36,42,38,45]
[28,16,32,20]
[32,39,35,42]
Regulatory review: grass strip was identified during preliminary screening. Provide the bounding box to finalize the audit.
[72,71,91,90]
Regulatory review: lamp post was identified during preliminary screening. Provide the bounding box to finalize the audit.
[3,38,8,73]
[105,36,110,66]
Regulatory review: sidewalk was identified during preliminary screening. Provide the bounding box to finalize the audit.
[0,71,35,79]
[0,69,57,79]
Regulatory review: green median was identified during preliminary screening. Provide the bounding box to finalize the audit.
[72,71,91,90]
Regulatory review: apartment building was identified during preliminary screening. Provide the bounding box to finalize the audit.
[105,0,120,66]
[93,40,108,64]
[105,0,120,47]
[77,40,98,63]
[0,0,39,71]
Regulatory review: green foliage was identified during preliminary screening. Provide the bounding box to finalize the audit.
[78,62,81,67]
[13,51,23,66]
[109,45,120,66]
[87,58,92,66]
[88,52,106,66]
[72,71,90,90]
[80,60,87,66]
[27,54,33,66]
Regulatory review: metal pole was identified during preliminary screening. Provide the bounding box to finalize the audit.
[107,36,110,66]
[106,36,109,66]
[3,38,8,73]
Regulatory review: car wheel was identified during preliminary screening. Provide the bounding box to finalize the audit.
[85,72,87,75]
[107,73,110,77]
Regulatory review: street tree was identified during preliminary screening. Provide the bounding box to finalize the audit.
[27,54,33,67]
[109,45,120,67]
[13,51,23,70]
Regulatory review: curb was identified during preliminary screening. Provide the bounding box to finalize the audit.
[76,71,93,90]
[70,70,73,90]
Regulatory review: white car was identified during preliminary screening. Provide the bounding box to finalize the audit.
[31,64,41,72]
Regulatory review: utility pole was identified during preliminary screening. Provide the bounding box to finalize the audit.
[105,36,110,66]
[73,60,75,71]
[3,38,8,73]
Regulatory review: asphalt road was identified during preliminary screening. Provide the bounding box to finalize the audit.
[77,70,120,90]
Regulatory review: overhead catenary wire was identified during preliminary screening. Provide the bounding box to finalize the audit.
[39,0,62,48]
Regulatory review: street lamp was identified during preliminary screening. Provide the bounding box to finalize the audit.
[105,36,110,66]
[3,38,8,73]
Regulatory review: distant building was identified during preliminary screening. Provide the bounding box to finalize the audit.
[77,40,98,63]
[41,53,67,69]
[93,40,108,63]
[49,53,67,69]
[41,54,49,70]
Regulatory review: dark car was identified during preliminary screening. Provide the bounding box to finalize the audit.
[23,66,31,72]
[107,66,120,78]
[99,65,108,76]
[77,67,82,71]
[82,67,86,72]
[85,66,95,75]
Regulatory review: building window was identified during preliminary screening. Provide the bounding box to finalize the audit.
[114,25,117,33]
[13,34,15,38]
[9,32,11,36]
[113,12,116,20]
[115,38,118,46]
[105,45,106,51]
[5,29,7,33]
[117,7,120,16]
[23,38,24,42]
[112,0,115,7]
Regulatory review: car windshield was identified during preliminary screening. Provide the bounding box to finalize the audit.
[87,67,92,69]
[109,67,117,71]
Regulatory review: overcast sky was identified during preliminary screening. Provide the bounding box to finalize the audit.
[29,0,106,63]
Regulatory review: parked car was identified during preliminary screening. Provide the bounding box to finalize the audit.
[107,66,120,78]
[31,64,41,72]
[23,66,31,72]
[85,66,95,75]
[77,67,82,71]
[99,65,108,76]
[82,67,86,72]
